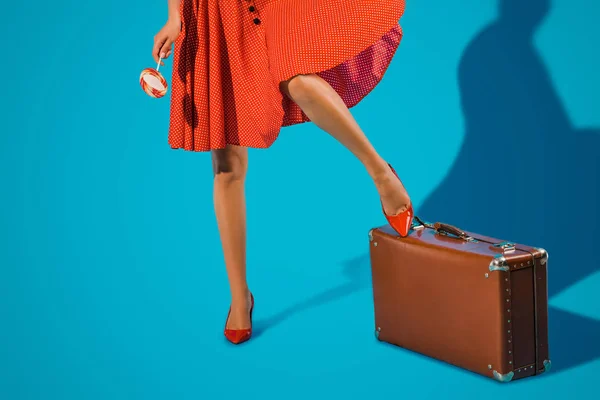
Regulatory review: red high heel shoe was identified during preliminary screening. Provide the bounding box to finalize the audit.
[382,164,414,237]
[224,292,254,345]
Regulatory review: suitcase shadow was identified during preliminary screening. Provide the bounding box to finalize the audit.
[372,305,600,381]
[544,307,600,375]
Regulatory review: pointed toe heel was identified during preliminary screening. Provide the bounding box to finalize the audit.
[382,164,414,238]
[224,293,254,345]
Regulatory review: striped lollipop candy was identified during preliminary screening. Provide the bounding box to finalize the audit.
[140,58,168,98]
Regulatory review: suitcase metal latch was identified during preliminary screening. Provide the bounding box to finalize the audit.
[493,241,516,253]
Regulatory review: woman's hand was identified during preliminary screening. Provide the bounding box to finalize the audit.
[153,18,181,66]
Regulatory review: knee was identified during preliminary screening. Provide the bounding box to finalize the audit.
[212,146,248,184]
[281,73,316,103]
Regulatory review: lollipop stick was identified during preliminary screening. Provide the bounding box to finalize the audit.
[156,57,162,72]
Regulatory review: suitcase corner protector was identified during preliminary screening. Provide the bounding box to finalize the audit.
[493,370,515,383]
[489,255,509,272]
[543,359,552,372]
[537,248,549,265]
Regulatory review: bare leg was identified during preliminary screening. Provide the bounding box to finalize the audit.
[280,74,410,215]
[212,145,252,329]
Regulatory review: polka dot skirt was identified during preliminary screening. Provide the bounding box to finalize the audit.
[168,0,406,152]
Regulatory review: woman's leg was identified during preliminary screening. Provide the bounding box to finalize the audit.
[280,74,410,215]
[212,145,252,329]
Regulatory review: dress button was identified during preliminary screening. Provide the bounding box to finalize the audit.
[253,18,261,25]
[249,6,255,12]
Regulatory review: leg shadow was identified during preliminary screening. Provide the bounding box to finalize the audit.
[252,254,371,337]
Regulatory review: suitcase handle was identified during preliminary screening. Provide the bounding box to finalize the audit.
[413,216,475,242]
[434,222,473,241]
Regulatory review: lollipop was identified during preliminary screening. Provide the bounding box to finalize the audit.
[140,58,168,98]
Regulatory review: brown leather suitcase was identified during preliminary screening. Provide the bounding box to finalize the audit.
[368,217,550,383]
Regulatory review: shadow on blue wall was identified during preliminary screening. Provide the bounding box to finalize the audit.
[420,0,599,298]
[256,0,600,375]
[417,0,600,375]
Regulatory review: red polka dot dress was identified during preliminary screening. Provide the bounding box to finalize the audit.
[168,0,406,151]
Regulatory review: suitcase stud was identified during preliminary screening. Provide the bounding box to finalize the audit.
[492,370,514,383]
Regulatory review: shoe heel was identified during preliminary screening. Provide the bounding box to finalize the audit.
[382,164,414,237]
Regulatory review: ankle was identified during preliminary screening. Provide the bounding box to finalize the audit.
[365,159,391,182]
[231,287,251,304]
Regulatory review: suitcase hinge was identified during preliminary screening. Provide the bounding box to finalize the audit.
[489,255,509,272]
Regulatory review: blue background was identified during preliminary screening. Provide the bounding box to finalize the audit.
[2,0,599,398]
